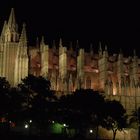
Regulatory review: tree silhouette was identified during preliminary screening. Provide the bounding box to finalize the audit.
[55,88,105,138]
[0,77,11,135]
[18,74,57,134]
[8,87,24,122]
[0,77,10,118]
[102,100,127,140]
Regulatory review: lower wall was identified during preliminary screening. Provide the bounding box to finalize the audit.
[86,127,138,140]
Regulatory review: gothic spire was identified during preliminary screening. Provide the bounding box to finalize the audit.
[0,21,7,42]
[6,8,19,42]
[59,38,63,47]
[19,23,27,46]
[118,48,123,60]
[8,8,16,30]
[1,20,7,36]
[98,42,102,57]
[40,36,45,45]
[105,45,108,51]
[103,45,108,57]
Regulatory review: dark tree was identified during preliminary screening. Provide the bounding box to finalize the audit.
[55,89,105,138]
[18,74,57,134]
[102,100,127,140]
[0,77,11,135]
[7,87,26,124]
[0,77,10,118]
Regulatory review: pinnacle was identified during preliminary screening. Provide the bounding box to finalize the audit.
[8,8,16,28]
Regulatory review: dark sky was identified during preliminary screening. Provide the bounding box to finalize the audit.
[0,1,140,56]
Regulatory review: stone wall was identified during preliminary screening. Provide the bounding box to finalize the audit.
[86,127,138,140]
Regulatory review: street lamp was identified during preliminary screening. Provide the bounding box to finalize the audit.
[25,124,29,129]
[89,129,93,133]
[63,123,66,127]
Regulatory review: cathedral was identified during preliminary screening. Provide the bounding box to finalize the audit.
[0,8,140,114]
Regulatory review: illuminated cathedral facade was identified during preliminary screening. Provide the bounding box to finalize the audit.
[0,8,140,113]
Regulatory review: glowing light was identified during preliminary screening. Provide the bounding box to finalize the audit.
[25,124,29,128]
[89,129,93,133]
[95,69,99,73]
[63,123,66,127]
[113,88,116,95]
[52,120,54,123]
[29,120,32,123]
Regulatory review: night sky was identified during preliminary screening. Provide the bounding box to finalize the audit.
[0,1,140,56]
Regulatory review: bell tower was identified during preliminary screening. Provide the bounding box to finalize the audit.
[0,8,28,86]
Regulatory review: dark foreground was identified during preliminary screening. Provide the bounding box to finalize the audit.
[0,133,110,140]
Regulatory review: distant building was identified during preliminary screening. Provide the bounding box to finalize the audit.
[0,8,140,113]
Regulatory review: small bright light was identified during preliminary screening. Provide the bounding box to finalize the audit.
[63,123,66,127]
[29,120,32,123]
[112,122,115,126]
[9,121,12,123]
[52,121,54,123]
[25,124,29,128]
[89,129,93,133]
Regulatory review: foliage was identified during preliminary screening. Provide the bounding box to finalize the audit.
[8,87,24,121]
[0,77,11,117]
[55,88,106,138]
[17,74,57,128]
[102,100,127,140]
[0,76,129,139]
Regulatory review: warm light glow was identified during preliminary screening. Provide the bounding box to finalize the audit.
[89,129,93,133]
[29,120,32,123]
[25,124,29,128]
[113,88,116,95]
[95,69,99,73]
[63,123,66,127]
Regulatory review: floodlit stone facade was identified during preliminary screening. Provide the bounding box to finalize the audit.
[0,8,140,113]
[0,8,28,86]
